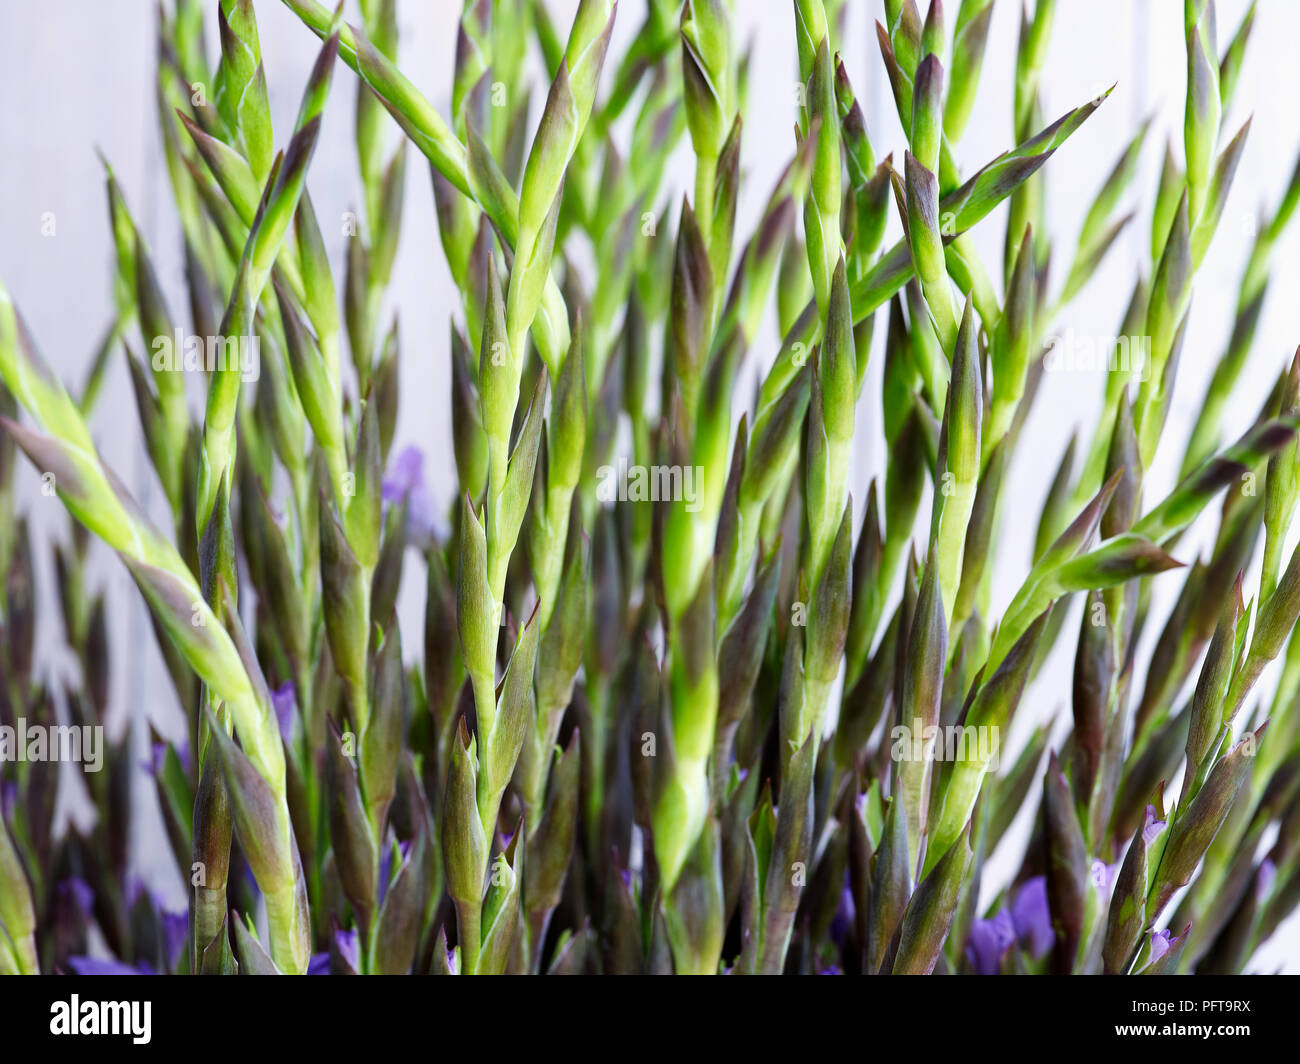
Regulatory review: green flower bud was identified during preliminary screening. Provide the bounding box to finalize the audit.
[893,822,971,974]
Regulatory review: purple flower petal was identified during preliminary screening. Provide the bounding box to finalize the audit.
[1011,876,1054,960]
[1258,858,1278,899]
[1149,929,1174,963]
[1089,859,1119,895]
[383,446,425,501]
[382,445,438,538]
[242,864,260,901]
[161,909,188,967]
[829,883,855,947]
[68,956,156,975]
[966,909,1016,974]
[307,952,331,975]
[818,964,843,975]
[377,848,393,903]
[143,741,169,777]
[335,927,360,972]
[270,681,296,744]
[1142,804,1167,847]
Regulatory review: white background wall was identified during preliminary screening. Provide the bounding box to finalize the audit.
[1,0,1297,971]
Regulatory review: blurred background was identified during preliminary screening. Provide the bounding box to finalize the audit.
[1,0,1298,970]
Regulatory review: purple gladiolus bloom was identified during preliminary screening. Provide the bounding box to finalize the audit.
[335,927,360,972]
[68,956,157,975]
[1089,859,1119,895]
[1011,876,1053,960]
[1149,929,1175,963]
[307,952,331,975]
[382,445,424,500]
[382,445,437,538]
[271,681,296,743]
[966,909,1016,974]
